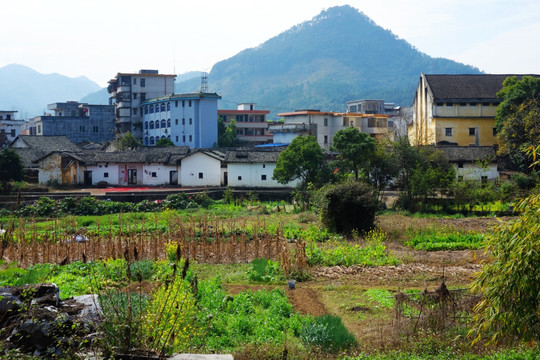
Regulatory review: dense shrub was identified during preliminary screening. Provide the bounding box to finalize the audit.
[315,181,380,235]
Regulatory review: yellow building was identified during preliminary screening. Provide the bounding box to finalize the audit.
[408,74,513,146]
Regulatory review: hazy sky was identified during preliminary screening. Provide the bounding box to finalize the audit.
[2,0,540,86]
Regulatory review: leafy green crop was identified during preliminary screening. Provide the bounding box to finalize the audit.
[306,241,399,267]
[406,228,484,251]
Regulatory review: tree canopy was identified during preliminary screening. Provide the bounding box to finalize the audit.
[116,131,141,150]
[331,126,375,180]
[496,76,540,171]
[155,137,174,147]
[217,117,237,147]
[0,148,23,185]
[273,135,326,188]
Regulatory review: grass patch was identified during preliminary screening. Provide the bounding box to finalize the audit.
[301,314,357,352]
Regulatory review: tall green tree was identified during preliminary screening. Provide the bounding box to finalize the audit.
[217,117,237,147]
[496,76,540,171]
[331,127,375,180]
[368,141,398,200]
[273,135,326,189]
[0,148,23,186]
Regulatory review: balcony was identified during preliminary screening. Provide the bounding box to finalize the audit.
[268,123,310,134]
[117,85,131,93]
[226,121,268,129]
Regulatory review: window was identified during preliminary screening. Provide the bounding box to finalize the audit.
[144,137,148,145]
[188,100,192,107]
[175,119,178,125]
[37,125,41,134]
[104,172,109,178]
[445,127,453,136]
[182,118,185,125]
[167,102,170,111]
[493,128,497,136]
[140,93,146,101]
[149,104,154,113]
[150,121,154,129]
[324,135,328,144]
[261,175,267,181]
[93,126,99,133]
[133,108,137,115]
[150,136,154,145]
[198,172,203,179]
[189,135,192,142]
[133,93,137,100]
[324,118,328,126]
[144,106,148,114]
[262,164,266,168]
[175,136,178,142]
[161,119,166,128]
[144,122,148,130]
[160,103,166,112]
[238,176,242,181]
[11,129,16,137]
[458,162,464,169]
[189,118,192,125]
[80,125,85,132]
[133,78,137,85]
[175,101,178,107]
[182,100,185,107]
[151,172,157,177]
[167,119,171,127]
[182,135,186,142]
[469,128,476,136]
[140,79,145,87]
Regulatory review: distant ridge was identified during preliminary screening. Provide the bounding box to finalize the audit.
[176,5,481,116]
[0,64,101,117]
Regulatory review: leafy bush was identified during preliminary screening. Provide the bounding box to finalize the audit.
[300,314,356,352]
[248,258,282,283]
[315,181,380,235]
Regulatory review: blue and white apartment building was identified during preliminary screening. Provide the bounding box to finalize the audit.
[141,92,221,148]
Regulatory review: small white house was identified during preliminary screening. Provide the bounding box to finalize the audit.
[180,150,225,187]
[437,146,499,181]
[225,148,299,188]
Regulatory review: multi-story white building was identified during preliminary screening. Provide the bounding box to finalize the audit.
[107,70,176,139]
[0,111,25,146]
[141,92,221,149]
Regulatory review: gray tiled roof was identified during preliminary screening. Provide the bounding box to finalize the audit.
[9,135,81,169]
[424,74,539,101]
[225,148,283,163]
[435,146,497,162]
[11,135,80,152]
[87,146,190,165]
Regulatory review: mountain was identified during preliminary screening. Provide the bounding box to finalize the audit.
[0,64,101,117]
[176,5,481,116]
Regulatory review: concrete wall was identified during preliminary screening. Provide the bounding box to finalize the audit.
[434,118,497,146]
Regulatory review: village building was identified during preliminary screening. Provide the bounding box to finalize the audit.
[0,110,25,146]
[408,74,527,146]
[107,70,176,138]
[436,146,499,181]
[225,148,299,188]
[29,102,116,144]
[218,103,272,145]
[141,92,221,148]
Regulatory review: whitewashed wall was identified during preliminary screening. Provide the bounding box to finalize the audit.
[81,163,120,185]
[142,164,178,185]
[38,154,62,184]
[180,152,221,186]
[227,163,298,188]
[455,163,499,181]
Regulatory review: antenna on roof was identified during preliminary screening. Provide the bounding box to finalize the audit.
[200,71,208,93]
